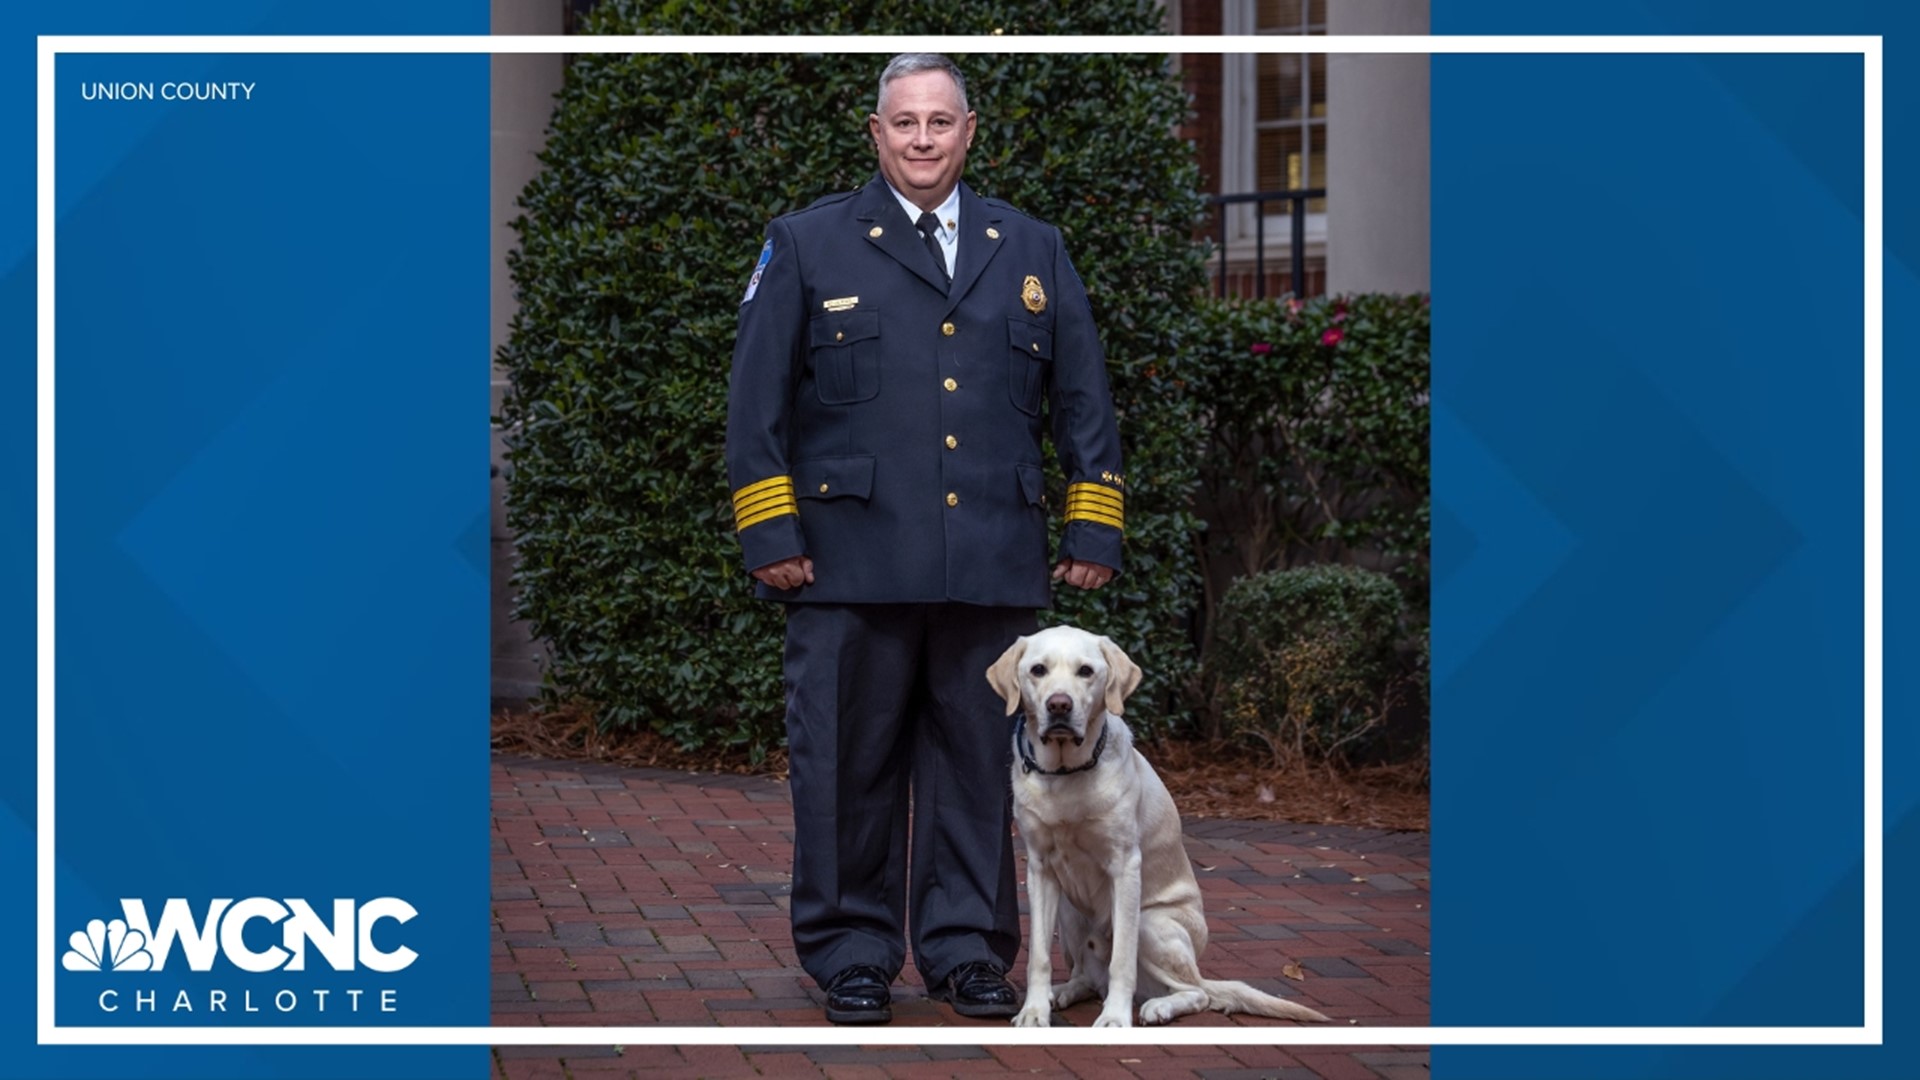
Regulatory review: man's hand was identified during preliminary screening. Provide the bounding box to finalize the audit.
[1051,559,1114,590]
[752,555,815,590]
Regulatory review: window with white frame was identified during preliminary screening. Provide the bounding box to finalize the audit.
[1222,1,1327,247]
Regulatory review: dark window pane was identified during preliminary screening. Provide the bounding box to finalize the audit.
[1258,53,1305,121]
[1309,52,1327,118]
[1308,125,1327,212]
[1257,127,1304,194]
[1259,0,1304,31]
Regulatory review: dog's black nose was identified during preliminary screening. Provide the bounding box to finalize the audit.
[1046,693,1073,716]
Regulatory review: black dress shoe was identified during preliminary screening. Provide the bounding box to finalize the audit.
[928,960,1019,1018]
[824,964,893,1024]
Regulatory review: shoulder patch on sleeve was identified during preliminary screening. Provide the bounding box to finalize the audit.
[741,239,773,304]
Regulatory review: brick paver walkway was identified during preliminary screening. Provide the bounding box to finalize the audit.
[492,754,1430,1079]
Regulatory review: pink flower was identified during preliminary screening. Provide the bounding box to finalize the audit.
[1249,342,1273,355]
[1287,298,1304,314]
[1321,327,1344,346]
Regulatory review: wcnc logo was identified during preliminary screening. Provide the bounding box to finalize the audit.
[60,898,418,1017]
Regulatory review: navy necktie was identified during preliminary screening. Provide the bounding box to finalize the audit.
[915,210,951,291]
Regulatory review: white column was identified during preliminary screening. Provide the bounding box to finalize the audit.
[490,0,565,701]
[1326,0,1431,295]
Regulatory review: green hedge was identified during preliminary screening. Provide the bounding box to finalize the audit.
[1210,564,1408,768]
[497,0,1210,753]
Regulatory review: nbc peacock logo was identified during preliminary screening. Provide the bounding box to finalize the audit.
[62,917,153,972]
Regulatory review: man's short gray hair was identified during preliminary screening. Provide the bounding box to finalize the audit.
[876,53,969,115]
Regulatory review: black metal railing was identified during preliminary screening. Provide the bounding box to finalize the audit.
[1207,189,1326,299]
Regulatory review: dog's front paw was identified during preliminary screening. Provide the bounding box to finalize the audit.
[1092,1007,1133,1028]
[1139,997,1176,1025]
[1050,977,1095,1010]
[1011,1002,1051,1028]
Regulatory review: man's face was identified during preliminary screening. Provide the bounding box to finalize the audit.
[868,69,976,211]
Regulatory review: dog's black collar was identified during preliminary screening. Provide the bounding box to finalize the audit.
[1015,716,1109,776]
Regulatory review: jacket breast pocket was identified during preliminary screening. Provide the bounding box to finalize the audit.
[809,310,882,405]
[1007,318,1051,417]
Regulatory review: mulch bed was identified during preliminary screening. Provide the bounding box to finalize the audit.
[491,705,1428,833]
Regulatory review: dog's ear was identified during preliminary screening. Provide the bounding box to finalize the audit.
[985,636,1029,716]
[1099,636,1144,716]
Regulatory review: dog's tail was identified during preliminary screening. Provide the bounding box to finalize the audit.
[1201,978,1331,1023]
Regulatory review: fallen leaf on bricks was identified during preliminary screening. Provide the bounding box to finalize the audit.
[1282,962,1305,981]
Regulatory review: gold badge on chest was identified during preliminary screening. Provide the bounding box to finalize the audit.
[1021,275,1047,314]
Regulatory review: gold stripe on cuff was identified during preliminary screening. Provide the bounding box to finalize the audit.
[1065,507,1125,530]
[732,475,795,506]
[735,501,799,531]
[733,488,796,517]
[733,488,795,516]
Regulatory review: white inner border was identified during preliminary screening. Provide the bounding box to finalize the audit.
[35,33,1883,1049]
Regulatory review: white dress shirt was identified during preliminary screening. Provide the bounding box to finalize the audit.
[886,181,960,277]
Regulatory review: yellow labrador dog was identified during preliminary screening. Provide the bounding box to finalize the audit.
[988,626,1331,1028]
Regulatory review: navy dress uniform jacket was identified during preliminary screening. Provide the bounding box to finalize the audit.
[726,176,1126,604]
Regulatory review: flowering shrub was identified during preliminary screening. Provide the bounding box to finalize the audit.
[1185,293,1428,746]
[1192,293,1429,609]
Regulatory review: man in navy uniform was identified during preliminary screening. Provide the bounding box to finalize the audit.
[725,53,1127,1025]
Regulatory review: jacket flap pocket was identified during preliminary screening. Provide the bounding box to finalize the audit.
[1007,318,1052,359]
[795,455,876,501]
[1015,463,1045,506]
[810,309,880,348]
